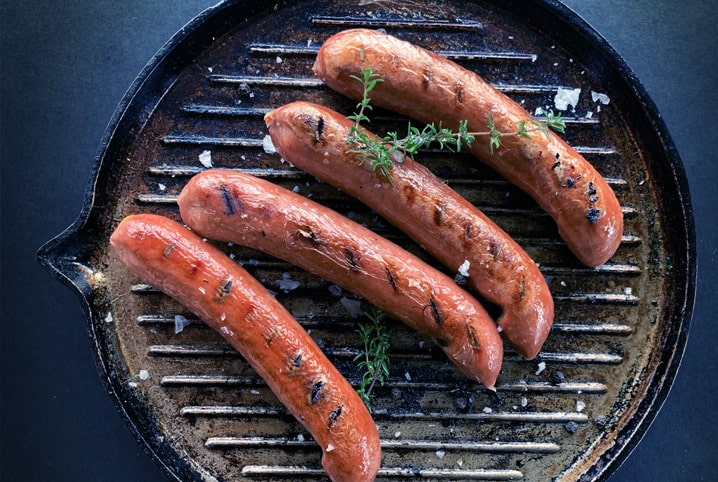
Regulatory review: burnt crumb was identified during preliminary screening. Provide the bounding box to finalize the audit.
[586,207,601,224]
[219,184,241,216]
[552,371,566,385]
[328,405,343,428]
[454,273,468,287]
[555,152,561,160]
[386,267,398,292]
[454,394,475,412]
[311,381,325,404]
[162,243,175,258]
[428,296,444,326]
[565,421,579,434]
[293,354,302,367]
[315,116,324,142]
[344,248,359,272]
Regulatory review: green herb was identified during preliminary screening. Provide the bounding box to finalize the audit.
[354,307,391,411]
[346,67,567,179]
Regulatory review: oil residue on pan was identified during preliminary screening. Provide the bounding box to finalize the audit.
[37,0,695,481]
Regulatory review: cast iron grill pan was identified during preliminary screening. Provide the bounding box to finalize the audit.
[37,1,695,481]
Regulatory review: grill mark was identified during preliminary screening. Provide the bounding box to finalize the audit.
[433,203,444,226]
[586,207,601,223]
[518,278,526,300]
[311,381,324,404]
[219,185,241,215]
[402,182,417,206]
[297,227,321,247]
[328,405,343,428]
[455,83,464,106]
[428,296,444,326]
[344,247,359,271]
[215,277,233,302]
[422,68,433,90]
[315,115,324,143]
[467,322,481,351]
[162,243,175,258]
[464,224,472,242]
[386,266,398,292]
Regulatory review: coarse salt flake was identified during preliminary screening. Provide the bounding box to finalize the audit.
[482,406,493,414]
[199,150,213,168]
[591,91,611,105]
[435,450,446,459]
[174,315,190,334]
[326,443,335,452]
[276,272,300,293]
[276,56,283,64]
[577,400,586,412]
[535,361,547,375]
[158,183,166,191]
[105,312,113,323]
[297,434,305,442]
[139,369,149,380]
[457,260,471,277]
[262,135,277,154]
[405,371,412,381]
[521,396,528,407]
[554,87,581,111]
[340,297,363,318]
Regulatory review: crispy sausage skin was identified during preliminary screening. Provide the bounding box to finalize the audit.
[312,28,623,268]
[178,171,503,389]
[110,214,381,482]
[265,101,553,359]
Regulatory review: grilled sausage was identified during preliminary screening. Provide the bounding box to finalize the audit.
[110,214,381,482]
[178,170,503,389]
[265,101,553,359]
[312,28,623,268]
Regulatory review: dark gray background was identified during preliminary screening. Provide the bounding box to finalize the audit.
[2,1,716,480]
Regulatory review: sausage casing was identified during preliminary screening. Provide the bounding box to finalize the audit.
[178,171,503,389]
[110,214,381,482]
[312,28,623,268]
[265,101,553,359]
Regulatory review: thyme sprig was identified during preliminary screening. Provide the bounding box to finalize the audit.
[354,307,392,411]
[346,67,567,180]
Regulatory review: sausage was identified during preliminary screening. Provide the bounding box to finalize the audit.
[265,101,553,359]
[312,28,623,268]
[177,170,503,389]
[110,214,381,482]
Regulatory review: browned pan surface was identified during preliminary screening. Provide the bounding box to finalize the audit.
[37,0,695,480]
